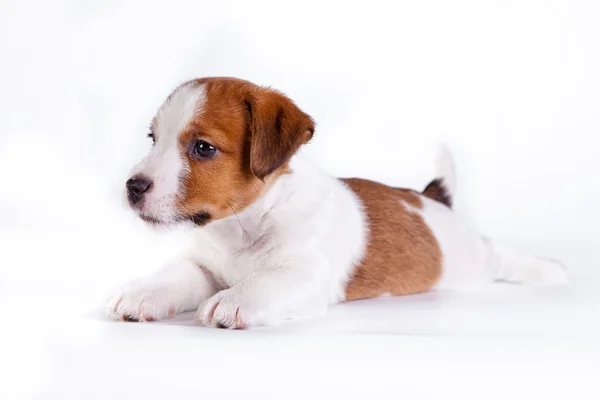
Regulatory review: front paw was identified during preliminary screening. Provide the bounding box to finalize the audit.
[194,289,277,329]
[106,280,179,322]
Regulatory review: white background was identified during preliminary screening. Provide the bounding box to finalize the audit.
[0,1,599,399]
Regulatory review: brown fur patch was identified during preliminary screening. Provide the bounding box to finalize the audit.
[342,178,443,301]
[174,77,314,221]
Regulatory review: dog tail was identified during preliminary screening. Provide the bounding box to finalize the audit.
[422,143,456,208]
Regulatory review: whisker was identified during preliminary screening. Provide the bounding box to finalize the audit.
[228,203,249,239]
[250,180,266,208]
[228,198,256,209]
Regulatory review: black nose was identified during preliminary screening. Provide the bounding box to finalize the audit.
[126,176,152,205]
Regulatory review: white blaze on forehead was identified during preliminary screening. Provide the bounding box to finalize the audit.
[130,82,207,221]
[154,82,207,140]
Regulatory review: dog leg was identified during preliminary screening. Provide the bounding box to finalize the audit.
[485,239,568,286]
[106,258,217,322]
[195,255,328,329]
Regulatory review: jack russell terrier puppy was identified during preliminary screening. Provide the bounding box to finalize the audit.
[106,77,566,328]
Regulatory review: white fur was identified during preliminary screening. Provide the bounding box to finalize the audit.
[188,154,368,326]
[107,87,567,328]
[106,258,217,321]
[129,82,207,222]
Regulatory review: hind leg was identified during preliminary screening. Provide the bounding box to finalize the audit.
[486,240,567,286]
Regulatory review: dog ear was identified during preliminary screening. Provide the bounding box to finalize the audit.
[246,89,315,180]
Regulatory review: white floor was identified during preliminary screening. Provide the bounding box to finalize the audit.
[1,231,598,400]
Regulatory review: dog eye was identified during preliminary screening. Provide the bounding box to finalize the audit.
[147,133,156,144]
[193,140,217,159]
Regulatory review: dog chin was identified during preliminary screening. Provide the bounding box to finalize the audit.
[138,213,170,226]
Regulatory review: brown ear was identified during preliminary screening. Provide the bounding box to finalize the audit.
[246,88,315,180]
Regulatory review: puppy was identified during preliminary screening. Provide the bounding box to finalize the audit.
[107,77,566,328]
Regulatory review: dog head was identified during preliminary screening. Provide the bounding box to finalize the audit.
[126,77,315,226]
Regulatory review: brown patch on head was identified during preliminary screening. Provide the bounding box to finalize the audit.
[342,178,442,301]
[174,77,315,223]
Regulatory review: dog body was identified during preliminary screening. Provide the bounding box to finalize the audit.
[107,77,566,328]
